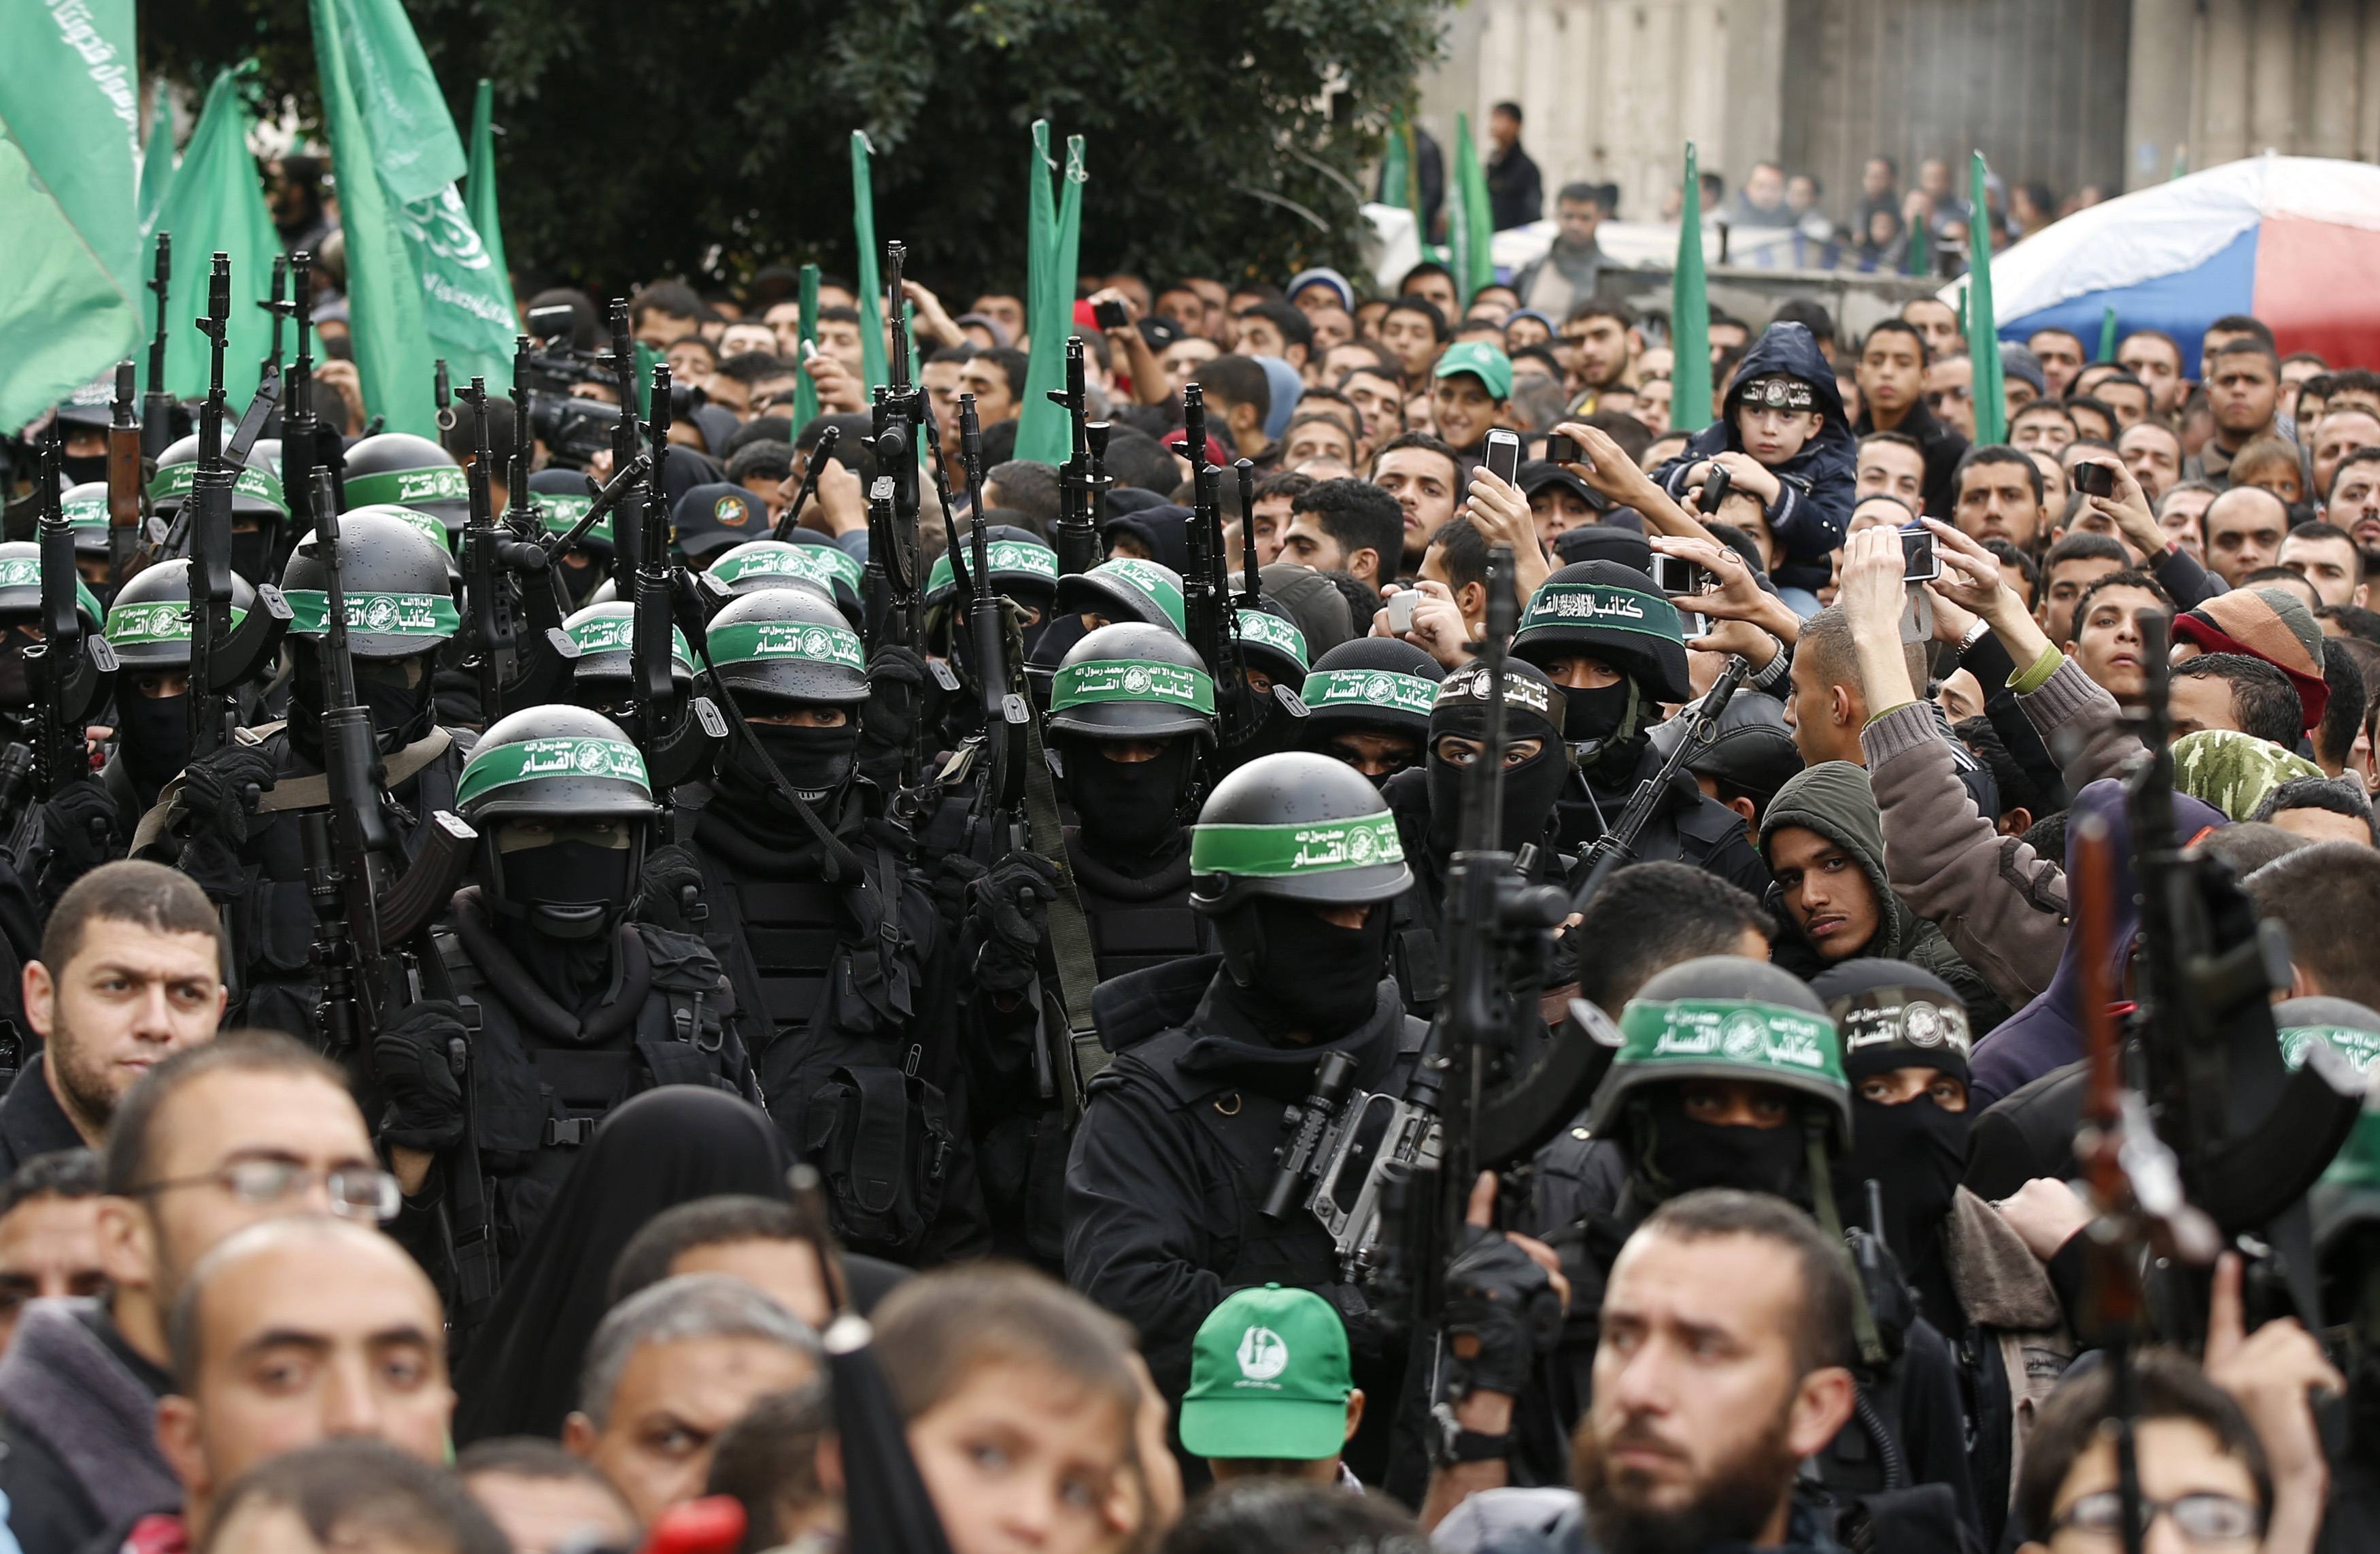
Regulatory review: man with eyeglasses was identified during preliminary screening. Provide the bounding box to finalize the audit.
[0,861,225,1181]
[0,1032,388,1554]
[157,1216,454,1549]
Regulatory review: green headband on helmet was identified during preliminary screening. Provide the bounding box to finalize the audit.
[0,557,105,624]
[1190,812,1404,877]
[1614,997,1847,1092]
[1051,658,1216,715]
[148,461,290,514]
[928,538,1060,597]
[344,467,469,509]
[712,544,864,594]
[1302,668,1438,718]
[1518,581,1684,645]
[458,737,652,808]
[537,494,611,545]
[283,590,462,639]
[706,618,866,671]
[564,613,693,673]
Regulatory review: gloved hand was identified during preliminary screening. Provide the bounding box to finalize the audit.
[966,851,1061,994]
[640,843,707,927]
[372,999,470,1153]
[860,644,932,774]
[1441,1223,1565,1399]
[37,779,120,896]
[177,741,279,850]
[930,851,989,928]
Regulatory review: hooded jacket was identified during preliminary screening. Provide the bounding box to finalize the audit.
[1651,322,1856,586]
[1758,762,2008,1033]
[1965,781,2226,1110]
[1101,505,1194,577]
[0,1300,180,1554]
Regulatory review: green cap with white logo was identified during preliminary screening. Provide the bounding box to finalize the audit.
[1180,1283,1352,1459]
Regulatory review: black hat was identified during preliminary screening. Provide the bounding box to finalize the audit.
[1512,560,1692,702]
[1809,959,1972,1086]
[1429,657,1567,746]
[1299,637,1446,739]
[1646,689,1801,805]
[1552,524,1652,573]
[671,482,770,561]
[1517,460,1601,513]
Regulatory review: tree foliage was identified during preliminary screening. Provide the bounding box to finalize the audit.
[145,0,1446,297]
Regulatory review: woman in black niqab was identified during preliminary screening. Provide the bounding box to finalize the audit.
[453,1087,795,1444]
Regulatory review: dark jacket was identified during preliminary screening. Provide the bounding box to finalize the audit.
[1652,323,1856,588]
[1487,143,1544,231]
[1854,395,1968,517]
[1966,781,2223,1110]
[0,1064,84,1183]
[0,1301,178,1554]
[1758,762,2011,1034]
[1554,739,1773,900]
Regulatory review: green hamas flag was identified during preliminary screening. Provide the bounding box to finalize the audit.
[0,0,143,432]
[1386,107,1430,250]
[792,262,821,430]
[851,132,889,391]
[137,86,174,239]
[464,79,510,290]
[1967,151,2007,447]
[1670,143,1714,433]
[2097,303,2119,364]
[151,66,282,406]
[1015,122,1087,466]
[1450,112,1495,305]
[310,0,516,435]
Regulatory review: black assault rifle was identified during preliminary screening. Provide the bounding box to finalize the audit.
[1568,654,1752,911]
[1047,337,1109,577]
[294,467,492,1328]
[7,435,120,866]
[141,234,174,463]
[184,253,288,761]
[457,371,578,721]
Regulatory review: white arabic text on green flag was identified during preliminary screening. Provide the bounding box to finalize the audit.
[310,0,515,433]
[0,0,143,431]
[137,85,174,239]
[150,66,282,406]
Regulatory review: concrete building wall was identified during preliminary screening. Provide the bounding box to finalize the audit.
[2125,0,2380,189]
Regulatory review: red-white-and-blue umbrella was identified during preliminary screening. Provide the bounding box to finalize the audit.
[1986,154,2380,369]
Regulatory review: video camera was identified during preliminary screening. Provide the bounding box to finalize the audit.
[519,304,628,470]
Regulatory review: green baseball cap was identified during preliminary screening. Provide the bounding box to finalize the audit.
[1179,1284,1351,1459]
[1433,341,1513,401]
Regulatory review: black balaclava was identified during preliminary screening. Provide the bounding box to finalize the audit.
[1567,676,1652,782]
[1217,894,1390,1041]
[1423,662,1571,860]
[0,622,37,709]
[1066,736,1197,861]
[62,453,107,488]
[231,522,276,590]
[290,648,437,756]
[1816,962,1976,1283]
[117,688,193,798]
[493,826,639,941]
[1633,1087,1812,1204]
[727,719,862,808]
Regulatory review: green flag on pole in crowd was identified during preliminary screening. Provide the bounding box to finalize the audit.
[464,79,510,289]
[792,262,821,430]
[2098,304,2119,363]
[1967,151,2007,448]
[309,0,517,435]
[150,66,282,406]
[1387,107,1431,253]
[1905,207,1931,277]
[1670,143,1714,434]
[0,0,143,430]
[1015,124,1086,465]
[1450,112,1495,305]
[137,88,175,239]
[851,132,889,391]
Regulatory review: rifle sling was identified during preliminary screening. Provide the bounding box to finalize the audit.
[129,726,455,855]
[1018,705,1106,1100]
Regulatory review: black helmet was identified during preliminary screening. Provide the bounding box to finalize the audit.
[279,510,458,659]
[1047,623,1217,744]
[529,467,615,549]
[459,704,656,940]
[1053,557,1187,635]
[60,483,114,557]
[1646,686,1801,809]
[148,435,290,523]
[707,539,859,615]
[1590,956,1850,1145]
[341,503,455,558]
[1236,605,1310,690]
[103,560,262,669]
[0,542,103,630]
[702,586,869,707]
[1189,750,1412,911]
[1512,560,1693,703]
[458,703,660,826]
[1298,638,1447,740]
[1809,958,1973,1087]
[925,527,1060,611]
[341,432,469,533]
[563,602,694,687]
